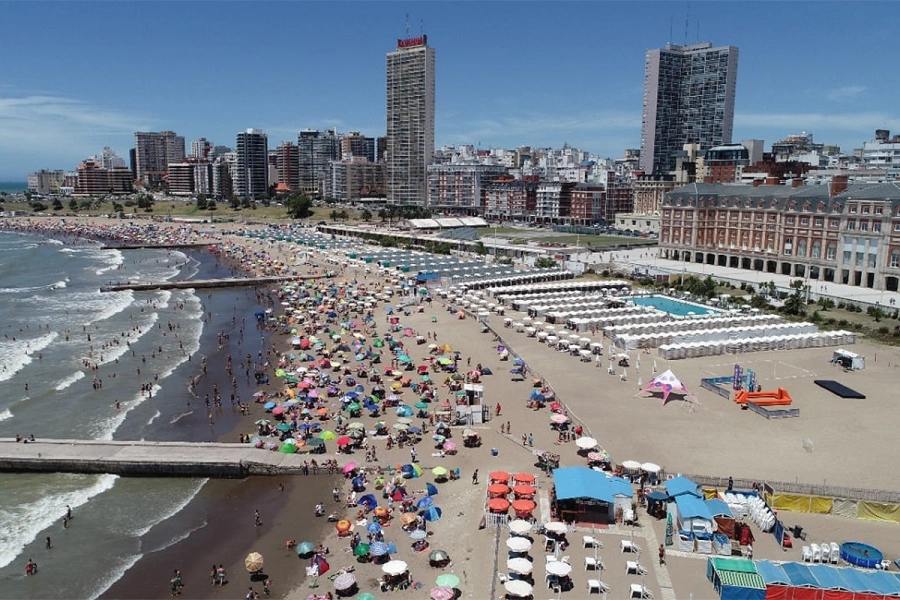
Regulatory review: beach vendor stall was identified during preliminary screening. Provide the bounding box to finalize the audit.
[551,466,616,525]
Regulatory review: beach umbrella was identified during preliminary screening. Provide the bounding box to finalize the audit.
[244,552,264,573]
[271,407,285,416]
[512,499,536,514]
[487,483,510,496]
[575,436,598,450]
[296,541,315,556]
[416,496,434,510]
[367,521,382,534]
[546,561,572,577]
[507,557,533,575]
[431,467,448,479]
[370,541,390,557]
[332,571,356,592]
[543,521,567,535]
[358,494,378,510]
[396,417,413,424]
[503,578,533,597]
[263,401,277,410]
[550,414,569,424]
[305,437,325,447]
[621,460,642,471]
[428,549,450,563]
[489,471,510,483]
[396,405,414,417]
[431,434,445,443]
[442,441,456,452]
[357,594,376,600]
[422,506,442,522]
[254,419,271,426]
[278,443,297,453]
[414,402,429,409]
[400,512,418,526]
[342,462,357,474]
[587,451,607,462]
[487,498,510,513]
[346,421,365,430]
[513,485,536,497]
[276,422,292,432]
[426,482,439,496]
[435,574,460,588]
[382,560,408,576]
[409,529,427,540]
[430,587,454,600]
[320,430,337,441]
[461,428,476,438]
[513,473,535,484]
[508,519,532,535]
[337,436,352,447]
[641,462,662,473]
[353,542,370,557]
[505,537,531,553]
[407,426,422,435]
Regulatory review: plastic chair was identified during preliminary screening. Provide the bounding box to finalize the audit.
[802,546,812,562]
[588,579,610,595]
[583,535,603,549]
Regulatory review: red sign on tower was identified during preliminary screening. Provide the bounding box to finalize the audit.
[397,35,426,49]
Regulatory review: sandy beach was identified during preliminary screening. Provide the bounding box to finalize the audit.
[7,215,900,600]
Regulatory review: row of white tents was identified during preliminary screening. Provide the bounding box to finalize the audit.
[657,331,856,360]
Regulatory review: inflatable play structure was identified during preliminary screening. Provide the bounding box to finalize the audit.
[733,387,793,407]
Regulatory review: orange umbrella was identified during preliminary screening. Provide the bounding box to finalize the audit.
[374,507,390,518]
[487,498,510,512]
[513,485,536,497]
[512,499,536,513]
[336,519,352,535]
[487,483,510,496]
[489,471,510,483]
[400,512,418,526]
[316,407,329,416]
[512,473,535,484]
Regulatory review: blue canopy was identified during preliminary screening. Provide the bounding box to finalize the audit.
[755,561,790,586]
[675,494,712,520]
[665,475,701,498]
[607,476,634,498]
[552,466,614,504]
[780,563,818,588]
[426,482,438,497]
[705,498,733,518]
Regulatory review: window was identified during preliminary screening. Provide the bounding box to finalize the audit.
[801,217,809,225]
[860,221,868,231]
[827,244,836,260]
[797,240,807,257]
[844,250,852,263]
[787,216,795,224]
[868,254,877,268]
[862,205,870,214]
[847,220,856,230]
[874,222,881,232]
[891,250,900,268]
[811,240,821,258]
[849,204,858,214]
[855,252,864,267]
[894,223,900,232]
[830,219,840,228]
[875,206,883,215]
[815,218,823,227]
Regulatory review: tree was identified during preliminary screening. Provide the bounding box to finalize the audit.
[136,194,154,212]
[68,199,78,211]
[31,201,48,212]
[52,199,63,211]
[783,280,807,316]
[329,209,339,222]
[112,202,124,213]
[378,208,387,222]
[535,256,558,269]
[206,199,217,211]
[474,241,487,256]
[196,196,208,210]
[361,209,372,222]
[749,294,771,310]
[285,193,312,219]
[338,209,349,221]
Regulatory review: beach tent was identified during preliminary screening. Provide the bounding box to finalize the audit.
[637,368,698,405]
[756,560,900,600]
[665,476,702,499]
[552,466,615,524]
[706,498,736,539]
[706,557,766,600]
[674,494,715,536]
[607,475,635,519]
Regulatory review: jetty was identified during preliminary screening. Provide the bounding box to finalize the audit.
[99,275,319,292]
[0,439,316,478]
[100,242,212,250]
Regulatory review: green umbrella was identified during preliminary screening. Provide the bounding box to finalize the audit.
[397,354,413,363]
[275,368,286,378]
[414,402,429,409]
[353,542,371,557]
[437,357,452,365]
[346,402,362,413]
[320,430,337,441]
[357,594,376,600]
[436,574,459,588]
[306,437,325,447]
[276,422,292,432]
[278,443,297,453]
[373,338,384,348]
[428,549,450,562]
[432,466,448,477]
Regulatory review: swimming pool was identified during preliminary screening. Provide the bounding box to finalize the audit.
[629,295,716,317]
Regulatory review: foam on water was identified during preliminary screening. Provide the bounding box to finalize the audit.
[91,383,161,441]
[147,409,161,425]
[54,370,86,391]
[0,473,118,570]
[95,248,124,275]
[169,410,194,425]
[49,278,68,289]
[0,409,12,422]
[87,553,142,600]
[0,332,59,382]
[131,478,208,537]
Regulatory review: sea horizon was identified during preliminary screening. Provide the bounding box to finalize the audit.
[0,181,28,194]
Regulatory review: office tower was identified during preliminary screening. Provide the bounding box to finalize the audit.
[298,129,340,195]
[640,42,738,175]
[386,34,435,206]
[134,131,185,186]
[234,129,268,199]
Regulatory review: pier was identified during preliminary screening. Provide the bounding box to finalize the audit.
[0,439,316,478]
[99,275,320,292]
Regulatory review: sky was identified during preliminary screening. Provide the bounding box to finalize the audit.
[1,1,899,180]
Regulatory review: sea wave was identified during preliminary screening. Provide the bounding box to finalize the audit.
[147,409,161,426]
[54,370,86,391]
[86,553,142,600]
[0,331,59,382]
[91,383,161,441]
[169,410,194,425]
[49,278,68,290]
[0,408,12,422]
[94,248,124,275]
[131,478,208,537]
[0,473,118,570]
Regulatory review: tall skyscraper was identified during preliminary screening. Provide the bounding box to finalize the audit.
[640,42,738,175]
[234,129,268,199]
[134,131,185,186]
[297,129,340,195]
[386,34,435,206]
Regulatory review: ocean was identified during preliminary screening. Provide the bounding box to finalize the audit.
[0,230,268,598]
[0,181,28,194]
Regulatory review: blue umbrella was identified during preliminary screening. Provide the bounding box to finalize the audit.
[263,401,277,410]
[409,529,427,540]
[426,482,439,497]
[422,506,442,522]
[345,391,359,399]
[358,494,378,510]
[352,475,365,488]
[369,541,390,556]
[416,496,433,510]
[296,541,315,556]
[396,405,414,417]
[513,357,525,366]
[297,423,312,430]
[510,368,524,375]
[367,521,382,534]
[408,426,422,435]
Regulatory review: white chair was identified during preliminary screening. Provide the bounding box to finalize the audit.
[587,579,610,595]
[560,556,570,564]
[584,556,598,571]
[546,554,558,565]
[583,535,603,549]
[802,546,812,562]
[630,583,653,598]
[811,543,822,563]
[620,540,639,553]
[498,573,507,584]
[626,560,647,575]
[830,542,840,564]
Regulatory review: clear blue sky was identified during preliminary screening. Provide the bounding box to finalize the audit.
[1,1,898,180]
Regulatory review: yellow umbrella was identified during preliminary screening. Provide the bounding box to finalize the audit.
[245,552,264,573]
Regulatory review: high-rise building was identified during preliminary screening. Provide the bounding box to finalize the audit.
[341,131,376,162]
[191,138,212,160]
[386,34,435,206]
[274,142,300,193]
[640,42,738,175]
[27,169,67,195]
[74,159,133,196]
[234,129,268,199]
[134,131,185,186]
[298,129,340,195]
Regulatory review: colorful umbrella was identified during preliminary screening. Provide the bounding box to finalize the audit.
[320,430,337,441]
[488,471,510,483]
[332,571,356,591]
[430,586,454,600]
[416,496,434,510]
[342,462,357,474]
[431,467,448,478]
[297,541,315,556]
[353,542,370,557]
[487,498,510,512]
[337,436,352,446]
[512,473,535,484]
[435,573,459,588]
[369,541,390,556]
[421,506,442,522]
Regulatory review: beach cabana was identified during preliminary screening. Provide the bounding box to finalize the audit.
[607,475,635,521]
[551,466,615,525]
[706,557,766,600]
[674,494,715,537]
[665,475,702,499]
[706,498,736,539]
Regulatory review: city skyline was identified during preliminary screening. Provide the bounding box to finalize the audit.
[1,2,899,179]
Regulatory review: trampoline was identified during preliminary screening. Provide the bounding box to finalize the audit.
[840,541,882,568]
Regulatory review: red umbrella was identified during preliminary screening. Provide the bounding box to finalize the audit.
[513,473,535,484]
[487,498,510,512]
[513,485,536,497]
[299,339,310,349]
[487,483,510,496]
[512,499,536,513]
[489,471,510,483]
[337,436,351,446]
[272,407,285,416]
[549,402,563,412]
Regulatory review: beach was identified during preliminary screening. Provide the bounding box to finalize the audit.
[3,215,900,600]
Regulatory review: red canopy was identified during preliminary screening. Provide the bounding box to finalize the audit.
[487,498,510,512]
[512,499,536,513]
[513,473,535,484]
[513,485,536,497]
[487,483,510,496]
[489,471,511,483]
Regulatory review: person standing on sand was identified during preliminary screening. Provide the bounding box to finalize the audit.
[658,544,666,566]
[254,509,261,527]
[472,469,478,485]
